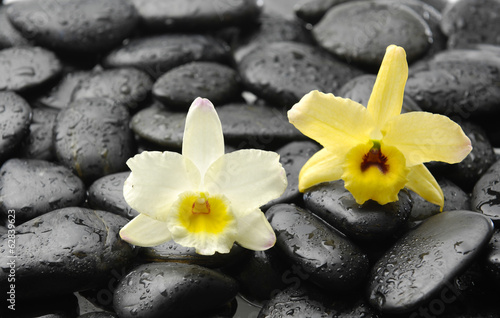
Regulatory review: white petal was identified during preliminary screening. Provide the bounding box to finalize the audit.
[204,149,287,213]
[182,97,225,176]
[236,209,276,251]
[124,151,201,220]
[119,214,172,247]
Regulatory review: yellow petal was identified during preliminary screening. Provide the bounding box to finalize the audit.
[406,164,444,211]
[367,45,408,129]
[236,209,276,251]
[119,214,172,247]
[342,142,409,205]
[288,90,376,154]
[182,97,225,176]
[382,112,472,166]
[298,148,344,192]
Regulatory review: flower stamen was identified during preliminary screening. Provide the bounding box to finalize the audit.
[361,141,388,174]
[192,196,210,214]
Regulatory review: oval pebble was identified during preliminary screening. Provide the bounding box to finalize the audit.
[303,180,412,241]
[87,172,138,220]
[367,210,494,314]
[0,158,85,223]
[18,107,57,160]
[472,159,500,223]
[312,1,432,66]
[130,0,260,31]
[0,46,62,92]
[294,0,347,24]
[0,5,30,49]
[7,0,139,53]
[0,91,32,162]
[54,98,135,183]
[102,34,230,79]
[113,262,238,318]
[152,62,241,110]
[0,207,135,299]
[266,203,369,292]
[237,41,362,107]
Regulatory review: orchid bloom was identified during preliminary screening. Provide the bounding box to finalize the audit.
[288,45,472,209]
[119,98,287,255]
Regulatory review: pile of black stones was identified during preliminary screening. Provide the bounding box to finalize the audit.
[0,0,500,317]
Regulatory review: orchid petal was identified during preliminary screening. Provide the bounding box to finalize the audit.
[119,214,172,247]
[298,148,344,192]
[182,97,225,176]
[406,164,444,210]
[236,209,276,251]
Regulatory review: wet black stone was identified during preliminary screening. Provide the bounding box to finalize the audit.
[0,207,135,300]
[237,41,362,107]
[266,204,369,292]
[130,0,261,31]
[472,159,500,224]
[102,34,230,79]
[113,262,239,318]
[35,71,90,109]
[294,0,347,24]
[410,178,470,222]
[54,98,135,183]
[0,91,32,162]
[7,0,139,53]
[0,46,62,92]
[367,210,494,314]
[18,107,58,160]
[303,180,412,241]
[263,141,321,209]
[312,1,432,66]
[152,62,241,110]
[440,0,500,48]
[484,229,500,283]
[78,313,118,318]
[0,5,30,49]
[0,158,85,223]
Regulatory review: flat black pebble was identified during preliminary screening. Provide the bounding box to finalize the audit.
[313,1,432,66]
[18,107,58,160]
[0,91,32,162]
[472,159,500,223]
[130,0,260,31]
[0,207,135,299]
[0,158,85,223]
[303,180,412,241]
[113,262,238,318]
[266,204,369,292]
[0,5,30,49]
[7,0,139,53]
[152,62,241,110]
[102,34,230,79]
[54,98,135,183]
[0,46,62,92]
[238,41,362,107]
[367,210,494,314]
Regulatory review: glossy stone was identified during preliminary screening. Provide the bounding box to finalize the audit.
[113,262,238,318]
[0,5,30,49]
[54,98,135,183]
[0,46,62,92]
[18,107,58,160]
[367,210,494,314]
[304,181,412,241]
[472,159,500,223]
[266,204,369,292]
[313,1,432,66]
[0,158,85,223]
[484,229,500,283]
[102,34,230,79]
[152,62,241,110]
[7,0,139,53]
[0,207,135,299]
[0,91,32,162]
[237,41,362,107]
[294,0,346,24]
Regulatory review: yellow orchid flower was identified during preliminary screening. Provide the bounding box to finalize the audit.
[119,97,287,255]
[288,45,472,210]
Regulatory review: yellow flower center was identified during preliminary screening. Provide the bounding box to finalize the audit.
[176,192,232,234]
[360,141,388,174]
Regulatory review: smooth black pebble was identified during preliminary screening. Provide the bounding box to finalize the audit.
[0,91,32,162]
[472,158,500,223]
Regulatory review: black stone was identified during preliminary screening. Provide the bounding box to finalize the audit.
[294,0,348,24]
[266,204,369,292]
[0,158,85,223]
[152,62,241,110]
[472,159,500,224]
[130,0,260,31]
[113,262,239,318]
[312,1,432,66]
[0,207,135,300]
[0,5,30,49]
[54,98,135,183]
[7,0,139,53]
[0,46,62,92]
[78,313,118,318]
[0,91,32,162]
[35,71,90,109]
[484,229,500,283]
[237,41,362,107]
[18,107,58,160]
[367,210,494,314]
[102,34,230,79]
